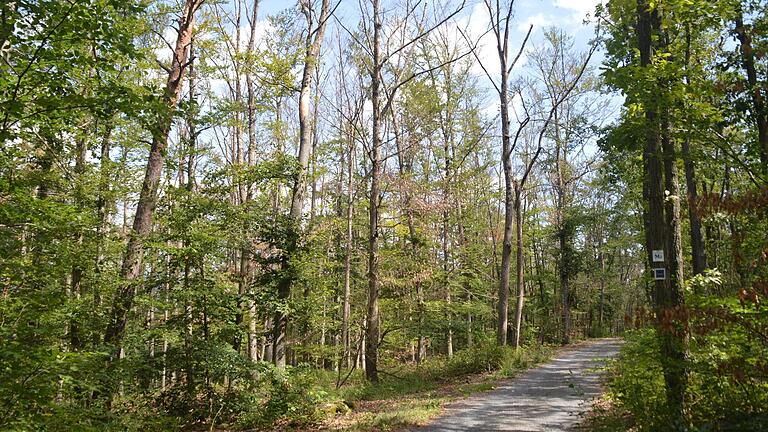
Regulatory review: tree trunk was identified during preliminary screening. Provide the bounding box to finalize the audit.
[69,130,88,352]
[735,12,768,172]
[442,91,453,358]
[273,0,331,366]
[681,29,706,275]
[246,0,261,364]
[662,110,688,424]
[342,134,354,368]
[104,0,200,348]
[511,183,525,348]
[681,138,706,274]
[497,50,512,347]
[637,0,687,423]
[365,0,383,383]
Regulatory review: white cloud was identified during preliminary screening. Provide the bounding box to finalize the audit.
[552,0,602,20]
[517,13,553,32]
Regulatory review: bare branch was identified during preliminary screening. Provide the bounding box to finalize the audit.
[380,0,466,67]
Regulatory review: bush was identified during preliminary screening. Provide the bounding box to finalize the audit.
[606,327,768,431]
[444,343,506,376]
[606,329,669,430]
[235,363,331,430]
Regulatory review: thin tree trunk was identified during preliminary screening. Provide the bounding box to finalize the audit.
[681,29,706,275]
[441,87,453,357]
[365,0,383,383]
[104,0,201,348]
[342,135,354,368]
[273,0,331,366]
[69,130,88,351]
[246,0,261,363]
[497,51,512,347]
[599,249,605,330]
[735,12,768,173]
[511,183,525,348]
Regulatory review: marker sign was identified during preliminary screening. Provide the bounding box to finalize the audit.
[652,250,665,262]
[653,268,666,280]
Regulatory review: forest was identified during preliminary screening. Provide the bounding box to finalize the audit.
[0,0,766,430]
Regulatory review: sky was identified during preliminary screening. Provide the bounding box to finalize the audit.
[254,0,609,114]
[256,0,604,56]
[160,0,607,98]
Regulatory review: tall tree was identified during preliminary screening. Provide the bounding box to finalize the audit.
[273,0,333,366]
[360,0,466,382]
[104,0,204,349]
[635,0,687,423]
[472,0,531,347]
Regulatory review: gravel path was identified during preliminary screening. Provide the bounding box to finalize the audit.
[414,338,623,432]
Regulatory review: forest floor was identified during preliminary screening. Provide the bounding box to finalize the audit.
[413,338,623,432]
[313,338,622,431]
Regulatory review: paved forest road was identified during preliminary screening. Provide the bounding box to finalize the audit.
[415,338,623,432]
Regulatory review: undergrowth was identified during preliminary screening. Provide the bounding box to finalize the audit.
[594,328,768,432]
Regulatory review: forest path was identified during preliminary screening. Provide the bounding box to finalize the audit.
[413,338,623,432]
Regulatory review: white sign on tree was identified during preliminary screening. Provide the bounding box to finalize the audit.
[652,250,665,262]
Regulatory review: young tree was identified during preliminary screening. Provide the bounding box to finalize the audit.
[356,0,466,382]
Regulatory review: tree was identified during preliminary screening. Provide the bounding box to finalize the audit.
[104,0,204,350]
[526,28,606,344]
[355,0,466,383]
[467,0,531,347]
[273,0,334,368]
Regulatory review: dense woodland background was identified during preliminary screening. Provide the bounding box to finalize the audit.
[0,0,766,430]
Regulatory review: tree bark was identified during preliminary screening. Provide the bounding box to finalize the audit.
[637,0,687,423]
[681,28,706,275]
[246,0,261,363]
[496,32,513,347]
[365,0,383,383]
[735,12,768,173]
[273,0,332,366]
[342,128,354,369]
[104,0,201,347]
[511,183,525,348]
[681,137,706,274]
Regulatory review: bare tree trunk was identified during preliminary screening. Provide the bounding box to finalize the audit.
[69,130,88,351]
[599,249,605,330]
[511,183,525,348]
[273,0,332,366]
[497,44,512,347]
[441,81,453,357]
[342,136,354,368]
[735,11,768,173]
[681,29,706,275]
[456,202,473,348]
[481,0,530,347]
[104,0,201,348]
[365,0,383,383]
[246,0,261,364]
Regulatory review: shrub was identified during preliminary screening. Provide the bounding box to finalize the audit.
[606,329,669,430]
[444,343,506,376]
[606,326,768,431]
[235,363,331,430]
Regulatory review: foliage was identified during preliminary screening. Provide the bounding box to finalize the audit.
[2,0,766,429]
[606,326,768,431]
